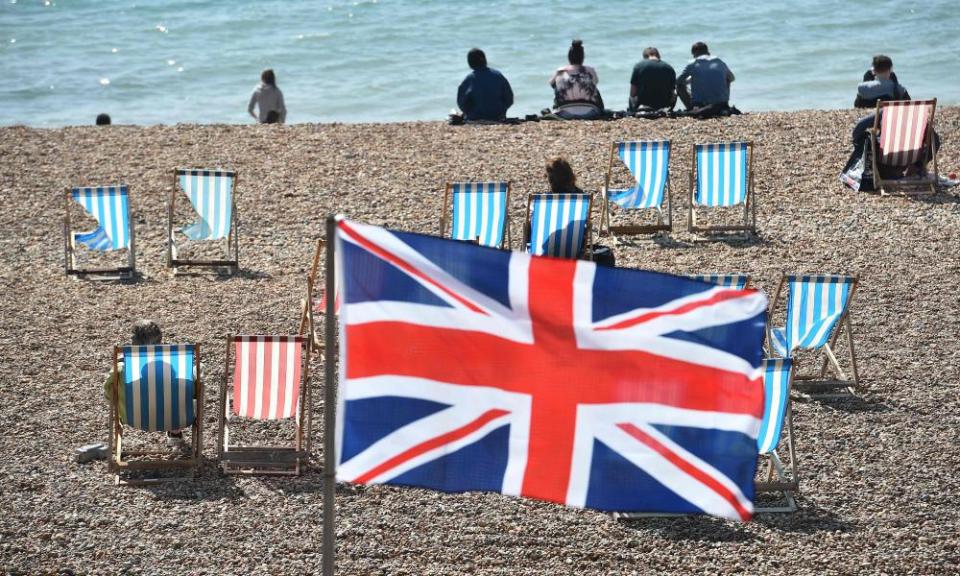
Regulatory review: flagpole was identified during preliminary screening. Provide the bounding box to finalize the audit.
[322,215,337,576]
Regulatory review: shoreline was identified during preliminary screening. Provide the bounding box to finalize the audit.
[2,109,959,575]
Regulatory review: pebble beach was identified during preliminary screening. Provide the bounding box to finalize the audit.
[2,109,960,575]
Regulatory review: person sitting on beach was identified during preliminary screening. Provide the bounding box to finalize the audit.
[456,48,514,122]
[629,47,676,113]
[854,55,910,109]
[104,320,184,445]
[676,42,735,112]
[549,40,604,120]
[546,156,584,195]
[248,68,287,124]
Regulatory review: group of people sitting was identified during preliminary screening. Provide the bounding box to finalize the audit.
[455,40,737,122]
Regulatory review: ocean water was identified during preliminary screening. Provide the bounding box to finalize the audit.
[2,0,958,127]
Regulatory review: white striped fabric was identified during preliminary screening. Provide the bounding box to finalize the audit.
[694,142,749,207]
[450,182,508,247]
[234,336,303,420]
[528,193,591,258]
[757,358,792,454]
[177,169,234,240]
[71,186,130,251]
[607,140,670,209]
[122,344,195,432]
[879,100,933,167]
[771,275,854,357]
[688,273,749,290]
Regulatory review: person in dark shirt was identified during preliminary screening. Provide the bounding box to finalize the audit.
[854,55,910,109]
[676,42,735,110]
[456,48,514,121]
[629,47,676,112]
[546,156,584,194]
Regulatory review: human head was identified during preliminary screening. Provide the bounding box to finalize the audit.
[642,47,661,61]
[872,54,893,76]
[546,157,577,193]
[691,42,710,58]
[568,39,585,66]
[95,113,111,126]
[261,68,276,86]
[467,48,487,70]
[132,320,162,345]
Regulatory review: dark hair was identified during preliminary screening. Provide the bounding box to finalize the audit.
[132,320,162,345]
[568,39,585,66]
[261,68,276,86]
[265,110,280,124]
[95,113,111,126]
[691,42,709,57]
[546,157,577,193]
[642,47,661,60]
[467,48,487,70]
[872,54,893,73]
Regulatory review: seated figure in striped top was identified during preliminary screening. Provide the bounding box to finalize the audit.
[104,320,184,446]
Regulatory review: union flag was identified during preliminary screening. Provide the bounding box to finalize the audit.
[334,219,767,520]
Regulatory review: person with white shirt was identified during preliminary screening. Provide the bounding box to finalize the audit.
[248,68,287,124]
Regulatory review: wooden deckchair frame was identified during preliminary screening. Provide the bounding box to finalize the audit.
[63,187,136,280]
[439,181,512,249]
[523,193,594,260]
[755,360,799,513]
[167,168,239,274]
[217,335,313,475]
[687,141,756,235]
[869,98,938,196]
[109,344,203,486]
[300,239,328,353]
[767,273,861,395]
[600,141,672,235]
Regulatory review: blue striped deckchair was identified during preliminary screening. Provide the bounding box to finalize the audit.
[168,168,238,272]
[64,185,135,278]
[688,273,750,290]
[109,344,203,484]
[768,274,860,394]
[755,358,798,513]
[688,142,756,234]
[440,181,510,248]
[525,193,592,259]
[601,140,671,235]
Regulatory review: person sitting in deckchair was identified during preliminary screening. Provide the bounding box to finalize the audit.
[104,320,183,445]
[842,55,940,190]
[546,156,584,195]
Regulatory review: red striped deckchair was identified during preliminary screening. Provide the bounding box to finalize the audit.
[870,99,938,195]
[217,335,312,475]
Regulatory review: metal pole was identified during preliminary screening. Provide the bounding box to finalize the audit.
[322,215,337,576]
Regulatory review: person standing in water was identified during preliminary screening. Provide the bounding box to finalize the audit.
[248,68,287,124]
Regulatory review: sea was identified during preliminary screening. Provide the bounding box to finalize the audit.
[2,0,959,127]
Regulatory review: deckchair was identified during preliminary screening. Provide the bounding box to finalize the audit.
[218,335,312,475]
[687,273,750,289]
[755,358,798,513]
[109,344,202,485]
[440,181,511,248]
[688,142,755,235]
[524,193,593,259]
[168,168,238,273]
[869,99,938,195]
[299,239,340,353]
[601,140,671,235]
[768,274,860,394]
[63,185,135,279]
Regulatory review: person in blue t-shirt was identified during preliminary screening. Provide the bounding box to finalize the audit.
[676,42,735,110]
[456,48,514,121]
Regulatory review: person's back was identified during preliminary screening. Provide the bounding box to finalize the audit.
[630,47,676,111]
[854,55,910,108]
[677,42,734,109]
[457,48,514,121]
[248,68,287,124]
[550,40,603,118]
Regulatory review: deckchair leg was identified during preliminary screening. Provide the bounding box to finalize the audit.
[845,316,861,391]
